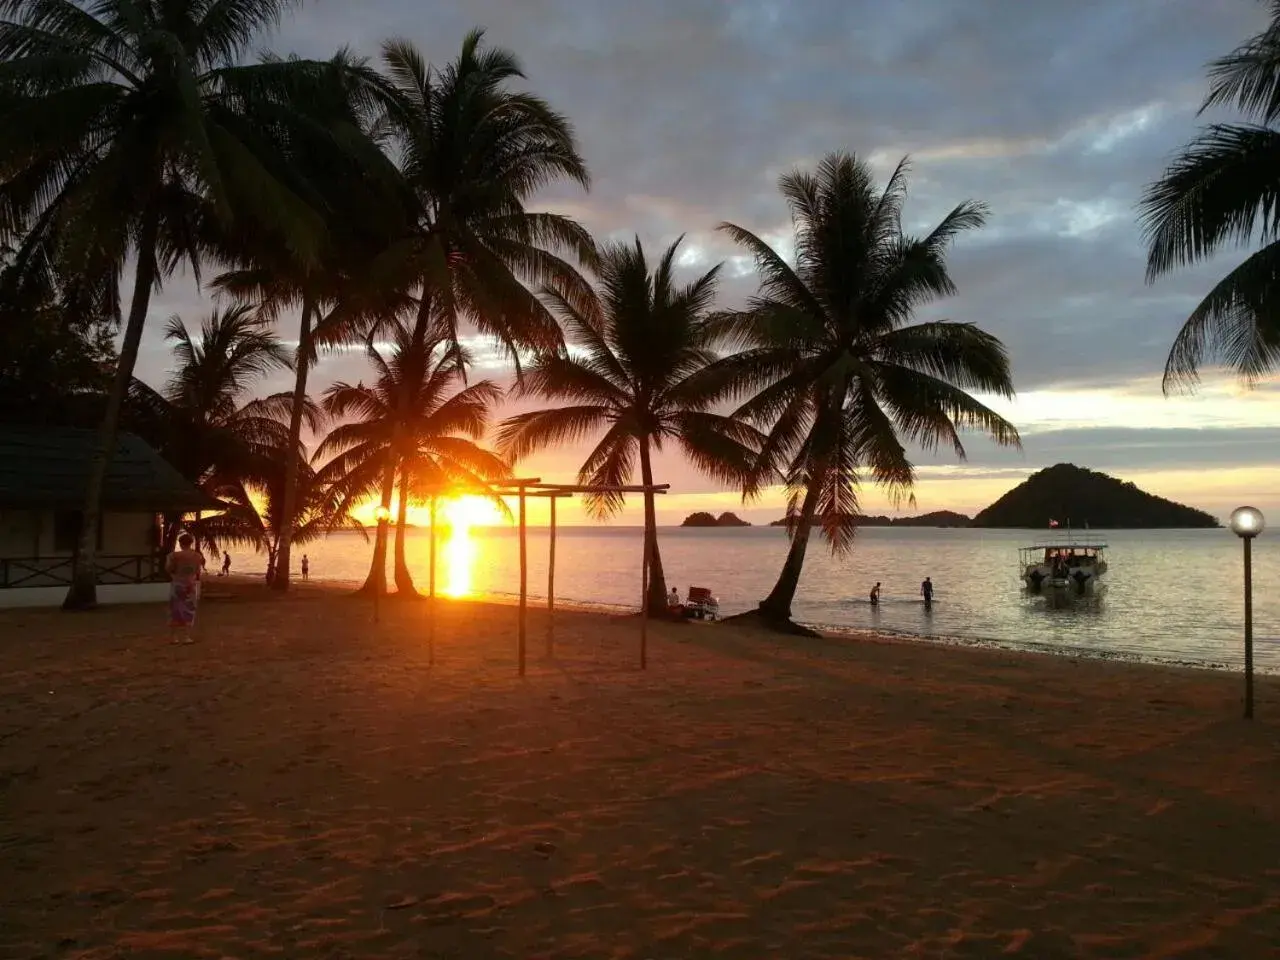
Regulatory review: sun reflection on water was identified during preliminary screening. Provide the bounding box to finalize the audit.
[443,522,474,597]
[439,496,500,598]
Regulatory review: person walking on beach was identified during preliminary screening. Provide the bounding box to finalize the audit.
[920,576,934,609]
[301,554,310,581]
[165,534,205,644]
[870,582,881,605]
[221,551,231,577]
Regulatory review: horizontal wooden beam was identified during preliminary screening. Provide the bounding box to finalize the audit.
[527,483,670,493]
[414,478,543,496]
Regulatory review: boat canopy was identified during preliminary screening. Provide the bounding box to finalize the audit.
[1022,543,1108,551]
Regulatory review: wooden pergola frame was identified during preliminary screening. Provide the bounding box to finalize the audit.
[408,478,670,674]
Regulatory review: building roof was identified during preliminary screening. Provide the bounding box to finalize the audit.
[0,426,222,513]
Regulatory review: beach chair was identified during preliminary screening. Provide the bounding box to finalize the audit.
[686,586,719,621]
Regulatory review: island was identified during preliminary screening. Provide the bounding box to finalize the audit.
[970,463,1220,529]
[681,511,752,527]
[767,510,971,528]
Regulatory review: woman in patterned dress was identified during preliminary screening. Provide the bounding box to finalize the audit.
[165,534,205,644]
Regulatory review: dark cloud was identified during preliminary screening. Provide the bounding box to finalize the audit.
[126,0,1276,491]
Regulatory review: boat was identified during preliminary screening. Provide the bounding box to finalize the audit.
[684,586,720,620]
[1019,541,1108,595]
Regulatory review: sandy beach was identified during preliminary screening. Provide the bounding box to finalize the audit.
[1,582,1278,959]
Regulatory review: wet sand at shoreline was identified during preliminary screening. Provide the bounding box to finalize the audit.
[2,582,1278,958]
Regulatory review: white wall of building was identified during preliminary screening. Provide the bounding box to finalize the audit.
[0,582,168,609]
[1,509,161,592]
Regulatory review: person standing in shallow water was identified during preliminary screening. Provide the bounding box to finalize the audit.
[301,555,310,581]
[166,534,205,644]
[869,582,881,605]
[920,576,934,609]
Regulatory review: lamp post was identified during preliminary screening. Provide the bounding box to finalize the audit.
[373,504,391,624]
[1229,505,1265,719]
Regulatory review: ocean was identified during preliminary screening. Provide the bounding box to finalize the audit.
[239,525,1280,673]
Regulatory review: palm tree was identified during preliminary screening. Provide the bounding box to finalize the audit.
[0,0,332,608]
[124,304,301,552]
[211,49,415,593]
[373,31,597,365]
[496,236,765,613]
[1140,4,1280,390]
[714,153,1021,626]
[202,456,365,580]
[317,318,509,596]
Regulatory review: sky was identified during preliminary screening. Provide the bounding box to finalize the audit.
[130,0,1280,526]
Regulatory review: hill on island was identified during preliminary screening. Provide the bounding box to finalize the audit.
[767,510,970,528]
[681,511,751,527]
[971,464,1219,529]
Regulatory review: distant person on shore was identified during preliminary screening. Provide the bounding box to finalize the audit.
[165,534,205,644]
[301,555,310,581]
[920,576,933,608]
[870,582,881,605]
[221,551,231,577]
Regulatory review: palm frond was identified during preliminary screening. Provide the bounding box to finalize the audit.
[1162,239,1280,391]
[1140,123,1280,278]
[495,405,611,462]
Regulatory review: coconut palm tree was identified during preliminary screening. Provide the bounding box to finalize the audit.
[372,30,597,366]
[123,304,308,552]
[714,153,1020,626]
[210,49,413,593]
[496,235,766,613]
[1140,4,1280,390]
[202,456,364,580]
[0,0,335,608]
[316,318,509,596]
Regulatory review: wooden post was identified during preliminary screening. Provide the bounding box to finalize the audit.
[546,495,557,658]
[640,538,649,670]
[518,486,527,676]
[428,496,437,600]
[427,496,436,666]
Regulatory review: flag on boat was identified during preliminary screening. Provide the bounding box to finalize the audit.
[1049,519,1059,528]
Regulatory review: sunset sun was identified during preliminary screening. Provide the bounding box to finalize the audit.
[440,495,505,530]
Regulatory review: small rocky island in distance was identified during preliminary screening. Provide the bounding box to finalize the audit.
[680,511,752,527]
[970,463,1220,529]
[767,510,971,527]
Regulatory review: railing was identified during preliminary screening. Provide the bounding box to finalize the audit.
[0,555,165,589]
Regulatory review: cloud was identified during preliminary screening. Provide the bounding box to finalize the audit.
[119,0,1276,511]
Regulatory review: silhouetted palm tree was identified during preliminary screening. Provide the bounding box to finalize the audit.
[317,320,508,596]
[125,304,300,552]
[715,153,1020,626]
[203,459,364,581]
[373,31,596,367]
[211,50,411,593]
[497,236,764,613]
[1140,3,1280,390]
[0,0,333,608]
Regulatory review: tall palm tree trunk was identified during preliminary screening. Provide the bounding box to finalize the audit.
[393,462,418,596]
[759,481,822,621]
[64,207,161,610]
[637,437,669,613]
[359,460,396,596]
[271,296,314,591]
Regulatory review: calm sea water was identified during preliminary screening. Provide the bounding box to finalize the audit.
[240,526,1280,673]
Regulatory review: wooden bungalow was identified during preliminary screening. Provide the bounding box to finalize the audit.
[0,426,219,608]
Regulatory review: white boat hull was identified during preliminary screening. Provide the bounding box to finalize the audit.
[1023,564,1101,594]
